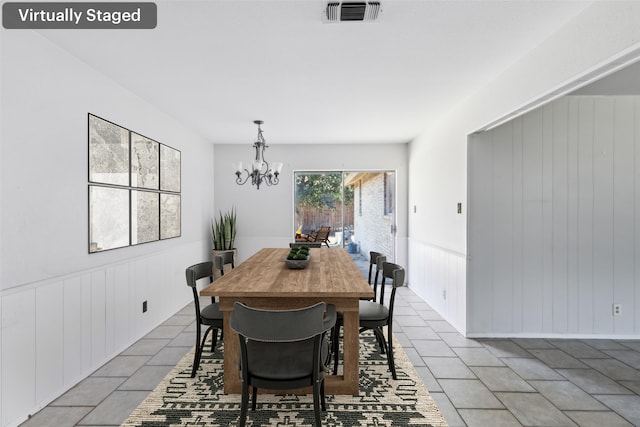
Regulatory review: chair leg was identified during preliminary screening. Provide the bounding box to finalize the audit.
[191,322,202,378]
[211,328,218,352]
[239,382,249,427]
[375,330,385,353]
[320,378,327,411]
[372,327,387,354]
[313,380,322,426]
[363,326,385,353]
[201,326,213,354]
[332,322,341,375]
[251,386,258,411]
[387,326,397,380]
[190,347,201,378]
[192,326,213,378]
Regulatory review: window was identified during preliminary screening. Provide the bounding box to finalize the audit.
[358,180,362,216]
[384,172,394,216]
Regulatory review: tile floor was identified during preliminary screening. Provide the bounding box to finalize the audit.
[20,254,640,427]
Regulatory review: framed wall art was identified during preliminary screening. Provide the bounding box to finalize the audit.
[131,132,159,190]
[132,190,160,244]
[88,113,181,253]
[160,144,181,192]
[160,193,181,239]
[89,185,130,252]
[89,115,129,186]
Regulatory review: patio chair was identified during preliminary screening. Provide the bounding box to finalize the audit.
[307,226,331,247]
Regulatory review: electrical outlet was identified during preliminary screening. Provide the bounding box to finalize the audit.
[143,300,148,313]
[442,289,447,300]
[457,203,462,214]
[613,304,621,316]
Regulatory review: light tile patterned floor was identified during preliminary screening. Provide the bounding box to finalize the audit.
[20,253,640,427]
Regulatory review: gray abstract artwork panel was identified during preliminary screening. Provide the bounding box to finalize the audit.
[89,186,129,252]
[88,114,181,252]
[161,193,181,239]
[131,133,159,189]
[89,115,129,186]
[160,144,181,192]
[132,190,159,244]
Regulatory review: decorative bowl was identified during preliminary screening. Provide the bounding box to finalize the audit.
[285,254,311,269]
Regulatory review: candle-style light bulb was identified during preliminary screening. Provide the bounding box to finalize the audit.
[273,162,283,175]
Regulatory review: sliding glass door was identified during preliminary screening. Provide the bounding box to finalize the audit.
[294,172,353,248]
[294,170,395,261]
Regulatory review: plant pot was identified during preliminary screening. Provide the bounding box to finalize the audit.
[285,254,311,269]
[211,248,238,279]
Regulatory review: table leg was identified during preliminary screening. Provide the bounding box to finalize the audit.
[341,310,360,396]
[222,310,241,394]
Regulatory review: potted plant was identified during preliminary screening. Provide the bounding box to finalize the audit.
[211,207,237,278]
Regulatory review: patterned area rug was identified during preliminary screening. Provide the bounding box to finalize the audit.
[122,332,447,426]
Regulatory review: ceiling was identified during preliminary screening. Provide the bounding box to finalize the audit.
[37,0,597,144]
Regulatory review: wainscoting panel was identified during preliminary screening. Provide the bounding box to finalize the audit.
[35,281,64,403]
[551,98,570,334]
[408,238,466,334]
[91,270,107,367]
[62,275,87,385]
[112,263,133,359]
[468,125,494,333]
[133,257,150,341]
[468,96,640,338]
[1,289,36,427]
[0,241,203,427]
[80,274,93,377]
[492,122,515,333]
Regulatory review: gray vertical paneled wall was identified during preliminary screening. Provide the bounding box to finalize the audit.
[468,96,640,337]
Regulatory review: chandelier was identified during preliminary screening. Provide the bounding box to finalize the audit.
[233,120,282,189]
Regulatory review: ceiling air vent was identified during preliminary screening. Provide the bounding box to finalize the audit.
[324,1,381,23]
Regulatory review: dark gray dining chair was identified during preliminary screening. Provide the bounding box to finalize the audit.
[366,251,385,301]
[332,262,405,380]
[186,251,235,378]
[230,302,336,427]
[185,261,223,378]
[333,254,386,374]
[214,250,235,275]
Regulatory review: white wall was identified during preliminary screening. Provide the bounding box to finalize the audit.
[408,2,640,335]
[468,96,640,338]
[0,31,214,427]
[213,143,408,268]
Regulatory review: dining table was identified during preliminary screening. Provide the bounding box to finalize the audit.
[200,247,374,396]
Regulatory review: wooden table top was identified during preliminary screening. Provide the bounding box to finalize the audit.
[201,248,374,299]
